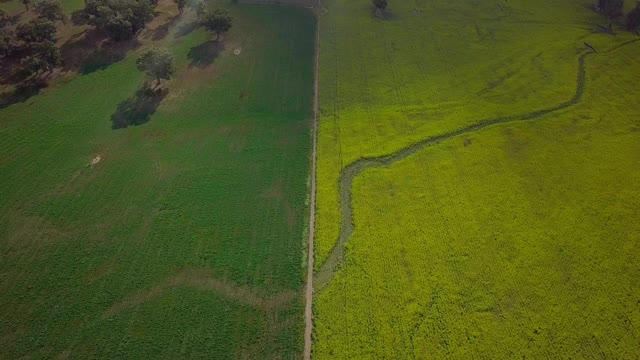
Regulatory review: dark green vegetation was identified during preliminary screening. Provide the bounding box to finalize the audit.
[201,8,232,40]
[136,47,175,86]
[84,0,155,41]
[0,2,315,358]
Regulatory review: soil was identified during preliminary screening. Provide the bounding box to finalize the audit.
[90,155,101,165]
[303,3,321,359]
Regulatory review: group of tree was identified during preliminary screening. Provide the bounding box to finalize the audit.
[0,0,65,76]
[132,3,233,88]
[84,0,155,41]
[596,0,640,32]
[2,0,233,89]
[33,0,67,23]
[0,10,12,57]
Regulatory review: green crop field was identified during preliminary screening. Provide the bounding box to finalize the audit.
[313,0,640,358]
[0,1,315,358]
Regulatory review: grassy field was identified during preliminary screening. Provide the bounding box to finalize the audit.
[0,2,315,358]
[313,0,640,357]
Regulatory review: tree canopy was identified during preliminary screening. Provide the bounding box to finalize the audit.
[174,0,187,14]
[136,47,175,86]
[16,18,56,44]
[12,18,61,74]
[201,9,232,40]
[21,41,61,74]
[0,10,12,58]
[194,1,206,19]
[34,0,67,24]
[84,0,154,41]
[0,9,10,29]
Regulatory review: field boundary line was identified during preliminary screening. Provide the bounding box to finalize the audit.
[313,38,640,291]
[304,1,321,359]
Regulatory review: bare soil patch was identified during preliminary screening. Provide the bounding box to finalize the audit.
[90,155,102,165]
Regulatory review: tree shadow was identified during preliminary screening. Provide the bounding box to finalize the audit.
[60,29,141,74]
[174,21,200,38]
[146,15,180,41]
[0,78,47,109]
[111,84,168,129]
[187,40,224,68]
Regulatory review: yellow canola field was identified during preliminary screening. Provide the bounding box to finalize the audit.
[313,0,640,357]
[314,0,612,266]
[315,41,640,357]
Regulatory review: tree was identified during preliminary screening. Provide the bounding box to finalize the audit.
[136,47,175,86]
[18,42,61,75]
[174,0,186,14]
[34,0,67,23]
[201,9,232,41]
[23,0,31,11]
[40,42,61,72]
[627,2,640,31]
[196,1,206,19]
[16,18,56,44]
[85,0,154,41]
[14,18,61,74]
[20,56,49,76]
[0,9,10,29]
[0,29,13,58]
[598,0,624,32]
[189,0,206,20]
[372,0,387,18]
[0,10,12,57]
[32,40,61,72]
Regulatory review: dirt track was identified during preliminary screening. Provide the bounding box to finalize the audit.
[303,3,321,359]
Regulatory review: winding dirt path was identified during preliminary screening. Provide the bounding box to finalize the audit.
[303,3,321,359]
[313,38,640,291]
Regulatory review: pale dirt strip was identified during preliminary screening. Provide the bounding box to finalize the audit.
[304,2,321,359]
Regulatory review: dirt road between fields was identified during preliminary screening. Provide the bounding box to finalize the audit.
[303,3,321,359]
